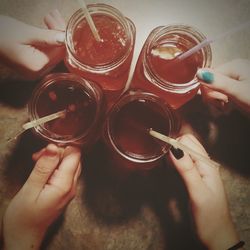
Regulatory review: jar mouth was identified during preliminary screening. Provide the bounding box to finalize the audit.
[144,24,212,93]
[28,73,102,145]
[65,3,134,73]
[106,90,176,163]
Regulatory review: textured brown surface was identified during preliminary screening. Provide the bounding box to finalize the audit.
[0,0,250,249]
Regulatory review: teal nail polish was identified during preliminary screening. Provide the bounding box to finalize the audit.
[198,71,214,84]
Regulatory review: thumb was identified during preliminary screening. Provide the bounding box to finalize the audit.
[197,68,239,98]
[27,27,65,46]
[25,144,60,197]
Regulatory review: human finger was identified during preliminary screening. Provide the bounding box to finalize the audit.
[46,9,66,31]
[52,9,66,29]
[169,134,221,194]
[201,85,229,111]
[201,85,229,103]
[197,68,239,98]
[23,44,64,78]
[179,134,219,174]
[32,146,64,162]
[27,26,65,46]
[44,10,66,31]
[198,68,250,113]
[216,59,250,80]
[179,133,208,157]
[182,134,221,191]
[48,146,81,194]
[0,43,49,77]
[32,148,46,161]
[169,135,205,196]
[25,144,60,196]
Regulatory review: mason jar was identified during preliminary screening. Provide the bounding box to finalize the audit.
[28,73,105,147]
[102,90,180,176]
[130,24,212,109]
[65,3,136,107]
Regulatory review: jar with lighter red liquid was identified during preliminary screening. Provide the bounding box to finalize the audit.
[130,24,212,109]
[65,3,136,107]
[102,90,180,177]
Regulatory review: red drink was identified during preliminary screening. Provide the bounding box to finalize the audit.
[112,99,169,157]
[150,44,202,84]
[28,73,104,146]
[130,25,212,109]
[103,90,180,174]
[65,4,136,107]
[36,82,96,137]
[73,16,127,66]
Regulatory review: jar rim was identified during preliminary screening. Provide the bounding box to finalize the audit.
[143,24,212,92]
[65,3,135,73]
[105,90,177,163]
[28,73,103,145]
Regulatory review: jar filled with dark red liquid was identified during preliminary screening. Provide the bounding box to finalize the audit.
[102,90,180,176]
[65,3,136,107]
[28,73,105,146]
[130,24,212,109]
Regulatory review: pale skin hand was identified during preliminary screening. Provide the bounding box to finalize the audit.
[169,134,242,250]
[0,10,66,79]
[198,59,250,114]
[2,144,81,250]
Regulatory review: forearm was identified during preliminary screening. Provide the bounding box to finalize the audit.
[3,228,45,250]
[206,221,241,250]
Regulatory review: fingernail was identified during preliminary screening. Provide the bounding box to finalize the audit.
[197,69,214,84]
[46,144,59,158]
[170,147,184,160]
[55,32,65,44]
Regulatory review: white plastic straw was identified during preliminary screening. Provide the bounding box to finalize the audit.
[178,20,250,60]
[22,110,66,130]
[76,0,101,42]
[7,110,66,142]
[149,129,220,168]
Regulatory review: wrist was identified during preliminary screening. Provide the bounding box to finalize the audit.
[206,222,240,250]
[3,227,45,250]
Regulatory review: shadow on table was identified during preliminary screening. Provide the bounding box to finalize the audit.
[0,62,68,107]
[41,214,65,250]
[83,141,206,250]
[179,96,250,177]
[4,130,46,188]
[0,77,37,107]
[148,159,206,250]
[83,141,145,224]
[209,111,250,177]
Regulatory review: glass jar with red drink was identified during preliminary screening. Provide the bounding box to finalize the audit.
[28,73,105,147]
[130,24,212,109]
[102,90,180,176]
[65,3,136,107]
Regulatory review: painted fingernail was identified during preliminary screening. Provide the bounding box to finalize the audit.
[55,32,65,44]
[170,147,184,160]
[197,69,214,84]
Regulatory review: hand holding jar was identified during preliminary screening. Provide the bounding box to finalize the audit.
[168,134,242,250]
[0,10,65,79]
[198,59,250,115]
[2,144,81,250]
